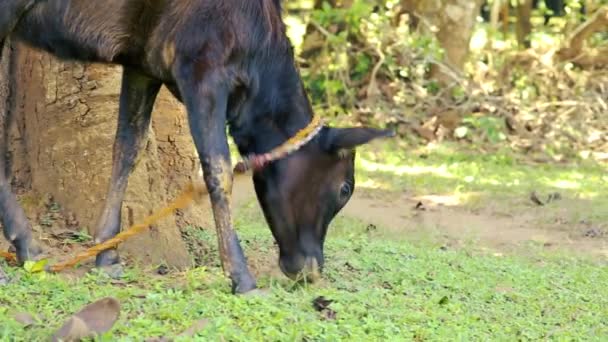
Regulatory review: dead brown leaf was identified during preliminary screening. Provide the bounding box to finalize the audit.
[530,191,544,206]
[414,202,427,211]
[312,296,337,321]
[0,267,8,285]
[436,110,461,132]
[323,309,337,320]
[312,296,333,311]
[14,312,37,327]
[546,192,562,203]
[177,319,210,338]
[156,264,169,275]
[583,228,604,238]
[51,297,121,342]
[413,125,435,141]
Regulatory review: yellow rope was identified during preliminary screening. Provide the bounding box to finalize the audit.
[0,251,17,263]
[1,182,206,272]
[3,118,321,270]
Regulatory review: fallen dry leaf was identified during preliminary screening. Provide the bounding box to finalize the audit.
[156,264,169,275]
[51,297,120,342]
[584,228,604,238]
[546,192,562,203]
[0,267,8,285]
[436,110,461,131]
[14,312,37,327]
[23,259,48,273]
[312,296,333,311]
[414,126,436,141]
[323,309,337,321]
[312,296,337,320]
[177,319,210,338]
[530,191,544,206]
[144,337,172,342]
[414,202,426,211]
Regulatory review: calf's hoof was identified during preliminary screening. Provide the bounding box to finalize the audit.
[95,249,123,279]
[95,249,120,268]
[13,239,43,265]
[231,273,257,295]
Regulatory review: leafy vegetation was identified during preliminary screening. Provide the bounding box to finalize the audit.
[293,0,608,163]
[2,143,608,340]
[3,222,608,340]
[357,141,607,202]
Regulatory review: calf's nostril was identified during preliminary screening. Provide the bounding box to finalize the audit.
[279,255,323,283]
[302,257,321,283]
[279,255,304,280]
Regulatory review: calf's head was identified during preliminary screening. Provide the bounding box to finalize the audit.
[251,126,392,282]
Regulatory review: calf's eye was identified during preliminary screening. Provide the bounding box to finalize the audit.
[339,182,351,199]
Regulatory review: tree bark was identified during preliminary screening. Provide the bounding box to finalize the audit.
[515,0,533,48]
[490,0,510,33]
[401,0,484,82]
[302,0,482,82]
[3,43,212,269]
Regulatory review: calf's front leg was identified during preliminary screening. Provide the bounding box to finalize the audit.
[175,63,257,294]
[93,68,161,267]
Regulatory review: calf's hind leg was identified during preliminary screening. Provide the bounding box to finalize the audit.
[0,183,40,263]
[93,68,161,267]
[0,39,41,263]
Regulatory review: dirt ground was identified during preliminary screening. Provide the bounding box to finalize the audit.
[231,174,607,262]
[342,188,608,260]
[2,172,607,274]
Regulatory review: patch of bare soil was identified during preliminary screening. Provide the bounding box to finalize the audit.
[343,188,608,260]
[3,173,605,279]
[0,189,102,273]
[229,175,608,265]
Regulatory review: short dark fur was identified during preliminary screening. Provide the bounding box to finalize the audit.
[0,0,391,293]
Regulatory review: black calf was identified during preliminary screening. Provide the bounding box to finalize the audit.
[0,0,392,293]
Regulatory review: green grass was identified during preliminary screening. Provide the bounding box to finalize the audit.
[357,141,607,198]
[2,141,608,340]
[4,219,608,341]
[356,141,608,219]
[2,217,608,340]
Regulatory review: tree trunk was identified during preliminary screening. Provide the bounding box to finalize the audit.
[515,0,533,48]
[3,43,212,269]
[401,0,484,82]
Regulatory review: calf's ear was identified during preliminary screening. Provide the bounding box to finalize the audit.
[320,126,395,153]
